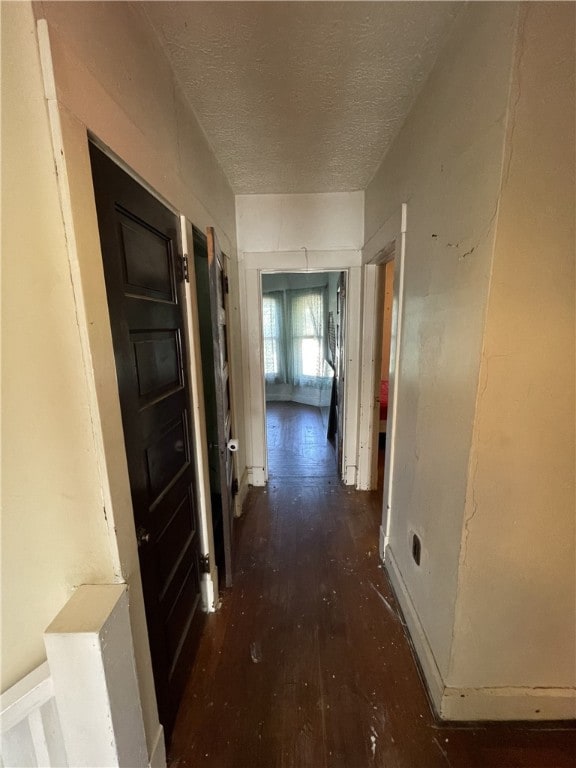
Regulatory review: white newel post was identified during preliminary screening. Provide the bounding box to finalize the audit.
[44,584,148,767]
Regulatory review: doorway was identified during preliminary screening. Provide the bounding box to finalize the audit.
[261,271,345,481]
[89,144,204,739]
[376,259,395,492]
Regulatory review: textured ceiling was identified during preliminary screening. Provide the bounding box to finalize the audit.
[141,2,460,194]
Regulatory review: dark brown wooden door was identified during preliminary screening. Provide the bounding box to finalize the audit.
[206,227,235,587]
[89,144,203,739]
[336,272,347,475]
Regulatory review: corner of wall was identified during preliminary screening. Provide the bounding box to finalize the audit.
[447,2,576,715]
[364,2,523,714]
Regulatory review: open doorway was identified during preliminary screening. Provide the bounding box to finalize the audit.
[377,259,395,493]
[261,271,346,481]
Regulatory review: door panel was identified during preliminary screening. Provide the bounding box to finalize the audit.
[336,272,347,475]
[207,227,235,588]
[193,228,235,588]
[89,144,203,740]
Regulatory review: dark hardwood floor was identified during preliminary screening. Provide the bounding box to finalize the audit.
[266,402,339,480]
[168,402,576,768]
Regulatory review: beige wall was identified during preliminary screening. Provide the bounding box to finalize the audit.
[450,1,575,701]
[367,0,575,719]
[1,0,118,691]
[236,192,364,253]
[2,0,239,754]
[365,3,519,682]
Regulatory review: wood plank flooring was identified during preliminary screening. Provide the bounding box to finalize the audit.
[168,402,576,768]
[266,402,338,480]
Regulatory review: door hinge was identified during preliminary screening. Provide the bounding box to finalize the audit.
[231,478,239,497]
[199,553,210,573]
[180,254,190,283]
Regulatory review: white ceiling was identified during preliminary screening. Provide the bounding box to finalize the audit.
[141,2,460,195]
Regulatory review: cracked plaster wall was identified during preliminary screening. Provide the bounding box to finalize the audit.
[450,3,575,700]
[364,2,519,686]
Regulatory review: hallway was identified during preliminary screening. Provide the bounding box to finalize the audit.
[168,403,576,768]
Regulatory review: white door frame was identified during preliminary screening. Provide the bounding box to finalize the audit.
[180,218,219,609]
[239,250,362,486]
[356,245,395,491]
[258,269,348,482]
[358,205,407,555]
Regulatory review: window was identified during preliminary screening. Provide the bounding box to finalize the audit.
[290,289,325,382]
[262,293,283,381]
[262,286,332,386]
[262,281,334,406]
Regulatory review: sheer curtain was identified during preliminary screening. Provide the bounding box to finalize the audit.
[262,286,333,406]
[263,291,286,384]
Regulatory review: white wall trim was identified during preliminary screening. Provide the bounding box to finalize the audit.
[1,661,68,767]
[242,267,268,483]
[441,686,576,722]
[382,204,407,548]
[44,585,148,767]
[357,228,398,489]
[342,267,362,486]
[237,254,256,487]
[239,262,362,488]
[356,264,382,490]
[180,217,219,600]
[0,662,54,733]
[385,545,445,716]
[357,205,406,502]
[247,466,267,487]
[147,725,166,768]
[379,546,576,723]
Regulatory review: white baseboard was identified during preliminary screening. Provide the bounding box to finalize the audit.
[148,724,166,768]
[247,466,266,486]
[384,546,445,715]
[386,547,576,721]
[343,464,357,486]
[441,685,576,721]
[45,586,148,767]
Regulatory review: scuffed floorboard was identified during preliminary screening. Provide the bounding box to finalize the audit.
[168,403,575,768]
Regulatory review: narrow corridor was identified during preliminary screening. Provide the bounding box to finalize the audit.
[168,403,576,768]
